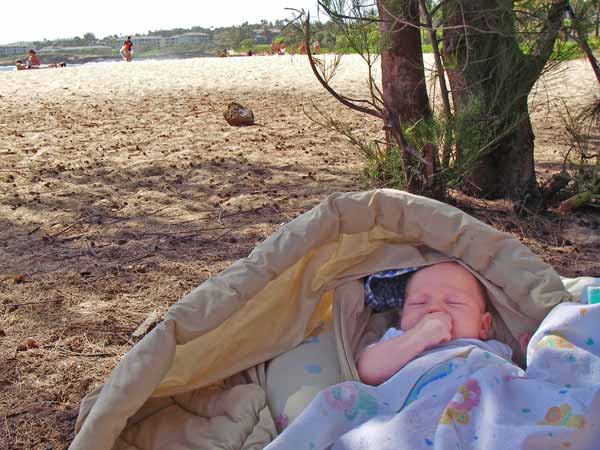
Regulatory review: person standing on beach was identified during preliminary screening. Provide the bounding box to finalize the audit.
[299,41,307,55]
[120,36,133,62]
[312,39,320,54]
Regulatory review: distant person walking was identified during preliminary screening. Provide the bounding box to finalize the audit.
[312,39,320,54]
[120,36,133,62]
[299,41,307,55]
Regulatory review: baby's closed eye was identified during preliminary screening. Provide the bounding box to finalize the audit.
[406,298,427,306]
[448,299,468,306]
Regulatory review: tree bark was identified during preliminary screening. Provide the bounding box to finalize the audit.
[376,0,433,194]
[441,0,567,202]
[377,0,431,124]
[596,1,600,37]
[467,98,538,199]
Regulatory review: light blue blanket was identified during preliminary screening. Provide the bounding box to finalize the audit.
[265,302,600,450]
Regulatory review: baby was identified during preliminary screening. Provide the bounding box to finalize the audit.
[358,262,492,385]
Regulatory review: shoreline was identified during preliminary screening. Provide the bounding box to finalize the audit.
[0,49,217,68]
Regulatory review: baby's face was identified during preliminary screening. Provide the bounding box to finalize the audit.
[400,262,491,340]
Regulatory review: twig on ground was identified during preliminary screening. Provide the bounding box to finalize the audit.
[241,184,306,196]
[45,221,82,239]
[117,253,155,266]
[141,225,237,237]
[54,232,91,243]
[221,206,264,219]
[104,205,173,225]
[3,416,10,442]
[83,273,133,283]
[9,298,63,309]
[27,226,41,235]
[64,325,132,333]
[453,205,509,215]
[55,347,116,358]
[204,229,233,245]
[59,252,91,260]
[5,405,54,419]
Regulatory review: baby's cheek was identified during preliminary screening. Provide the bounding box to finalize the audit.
[450,315,476,338]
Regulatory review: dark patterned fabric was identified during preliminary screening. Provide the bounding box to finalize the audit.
[364,268,418,312]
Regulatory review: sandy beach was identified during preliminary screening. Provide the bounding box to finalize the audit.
[1,55,379,96]
[1,54,598,449]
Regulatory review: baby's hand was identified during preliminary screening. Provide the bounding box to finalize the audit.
[412,312,452,348]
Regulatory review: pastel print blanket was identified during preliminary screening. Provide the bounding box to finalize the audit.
[264,302,600,450]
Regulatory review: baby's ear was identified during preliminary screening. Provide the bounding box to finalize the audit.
[479,312,492,340]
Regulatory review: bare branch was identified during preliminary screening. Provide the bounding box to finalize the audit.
[567,3,600,87]
[304,12,384,119]
[530,1,570,68]
[316,0,382,23]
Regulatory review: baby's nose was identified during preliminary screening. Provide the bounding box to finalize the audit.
[428,301,447,313]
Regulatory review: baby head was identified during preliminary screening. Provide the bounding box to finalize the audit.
[400,262,492,340]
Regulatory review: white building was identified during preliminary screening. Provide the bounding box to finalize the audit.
[38,45,111,53]
[109,33,211,50]
[109,36,163,49]
[0,45,30,56]
[163,36,178,46]
[171,32,210,45]
[128,36,163,48]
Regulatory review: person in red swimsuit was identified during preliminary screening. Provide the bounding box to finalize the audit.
[27,49,41,68]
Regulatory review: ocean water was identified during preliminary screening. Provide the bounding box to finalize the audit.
[0,54,219,72]
[0,63,83,72]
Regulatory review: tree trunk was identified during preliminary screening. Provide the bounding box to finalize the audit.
[376,0,434,194]
[596,1,600,37]
[441,0,567,202]
[467,99,538,199]
[377,0,431,124]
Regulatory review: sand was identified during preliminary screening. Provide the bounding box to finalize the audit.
[1,54,379,100]
[0,54,598,449]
